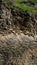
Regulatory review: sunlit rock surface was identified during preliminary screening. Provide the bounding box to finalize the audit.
[0,32,37,65]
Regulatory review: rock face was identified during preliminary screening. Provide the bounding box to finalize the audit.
[0,3,37,65]
[0,3,37,36]
[0,33,37,65]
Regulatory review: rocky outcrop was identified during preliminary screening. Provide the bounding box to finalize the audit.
[0,3,37,65]
[0,3,37,36]
[0,33,37,65]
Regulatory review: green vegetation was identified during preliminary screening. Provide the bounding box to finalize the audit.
[13,0,37,12]
[29,0,37,3]
[13,2,37,12]
[15,0,37,3]
[3,0,37,12]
